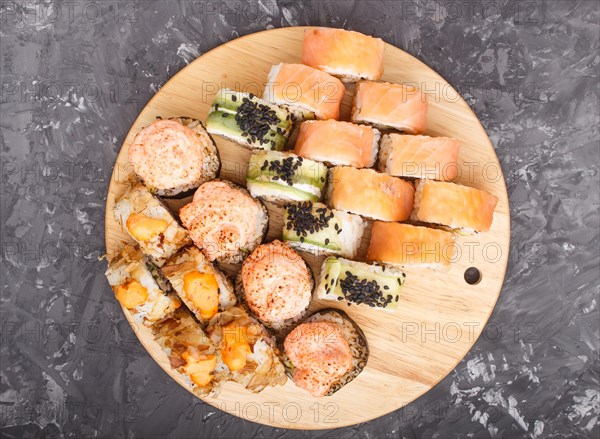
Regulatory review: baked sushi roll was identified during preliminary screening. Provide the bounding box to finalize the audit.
[283,201,365,258]
[161,247,236,325]
[113,182,191,267]
[294,120,380,168]
[302,28,385,82]
[264,63,345,120]
[378,134,461,182]
[236,241,313,331]
[105,244,181,325]
[282,309,368,397]
[412,180,498,233]
[367,222,456,270]
[128,117,220,197]
[207,307,287,392]
[316,257,405,311]
[153,308,230,396]
[246,150,328,203]
[326,166,414,221]
[205,89,293,151]
[351,81,428,134]
[179,180,268,263]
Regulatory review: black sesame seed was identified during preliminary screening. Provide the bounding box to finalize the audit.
[232,95,237,102]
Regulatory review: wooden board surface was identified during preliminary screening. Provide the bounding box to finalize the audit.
[104,27,510,429]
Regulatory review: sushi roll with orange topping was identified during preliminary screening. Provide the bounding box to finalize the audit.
[236,240,313,331]
[367,222,456,270]
[378,134,461,181]
[161,247,236,326]
[302,28,385,82]
[283,309,368,397]
[294,120,380,168]
[412,180,498,233]
[128,117,220,197]
[113,182,191,267]
[207,306,287,392]
[153,308,229,396]
[264,63,345,120]
[326,166,414,221]
[179,180,269,263]
[351,81,428,134]
[105,244,181,325]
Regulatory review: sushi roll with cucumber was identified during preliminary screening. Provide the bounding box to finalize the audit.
[128,117,220,197]
[161,247,236,326]
[282,309,368,397]
[246,151,328,203]
[113,182,191,267]
[205,89,293,151]
[236,241,313,332]
[105,244,181,325]
[282,201,365,258]
[179,180,269,263]
[316,257,405,311]
[207,306,287,392]
[153,307,230,397]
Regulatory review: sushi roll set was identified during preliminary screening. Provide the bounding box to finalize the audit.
[106,27,501,400]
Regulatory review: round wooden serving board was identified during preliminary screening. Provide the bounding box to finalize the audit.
[105,27,510,429]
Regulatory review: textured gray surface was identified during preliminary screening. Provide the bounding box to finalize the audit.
[1,0,599,438]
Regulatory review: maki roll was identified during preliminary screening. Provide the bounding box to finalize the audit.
[326,166,415,222]
[282,201,365,258]
[294,120,380,168]
[153,308,230,396]
[205,89,293,151]
[179,180,269,263]
[128,117,220,197]
[105,244,181,325]
[378,134,461,182]
[264,63,345,120]
[351,81,428,134]
[237,241,313,331]
[302,28,385,82]
[316,257,405,311]
[367,222,456,270]
[283,309,368,397]
[246,150,328,203]
[161,247,236,325]
[207,307,287,392]
[113,182,191,267]
[412,179,499,233]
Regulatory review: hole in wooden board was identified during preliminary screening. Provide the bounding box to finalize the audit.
[464,267,482,285]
